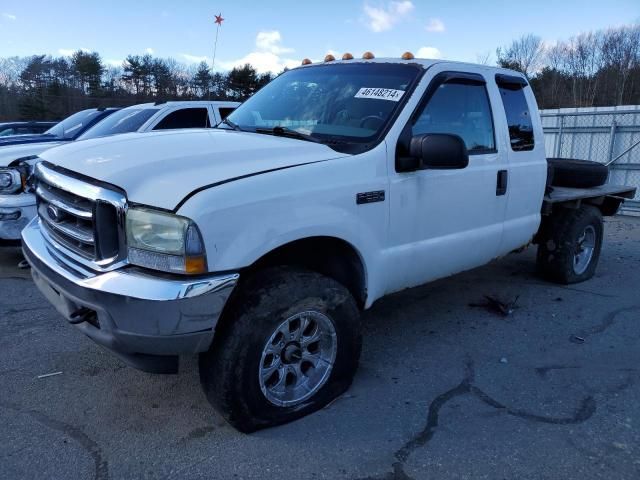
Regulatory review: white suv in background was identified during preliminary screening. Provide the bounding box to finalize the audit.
[78,101,240,140]
[0,100,240,241]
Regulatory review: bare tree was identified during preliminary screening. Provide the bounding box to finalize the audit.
[475,51,493,66]
[565,32,605,106]
[601,25,640,104]
[497,34,545,78]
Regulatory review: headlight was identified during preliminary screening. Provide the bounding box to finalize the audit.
[0,168,23,194]
[126,207,207,275]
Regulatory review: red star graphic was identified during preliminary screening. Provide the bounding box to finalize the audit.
[214,13,224,26]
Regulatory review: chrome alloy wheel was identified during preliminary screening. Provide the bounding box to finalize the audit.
[573,225,596,275]
[259,311,337,407]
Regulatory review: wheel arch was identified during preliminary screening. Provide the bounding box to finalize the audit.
[242,236,368,309]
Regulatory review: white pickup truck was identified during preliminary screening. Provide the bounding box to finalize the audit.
[21,55,635,432]
[0,101,238,241]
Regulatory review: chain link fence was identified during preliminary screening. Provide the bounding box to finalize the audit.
[540,106,640,215]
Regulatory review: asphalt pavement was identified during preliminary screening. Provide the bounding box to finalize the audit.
[1,217,639,480]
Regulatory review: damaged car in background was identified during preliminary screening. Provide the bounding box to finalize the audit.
[0,101,239,242]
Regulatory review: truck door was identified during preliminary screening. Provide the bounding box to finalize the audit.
[493,74,547,253]
[385,67,508,293]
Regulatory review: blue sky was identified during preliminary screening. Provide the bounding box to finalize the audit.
[0,0,638,73]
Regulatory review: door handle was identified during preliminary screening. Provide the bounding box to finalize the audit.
[496,170,508,196]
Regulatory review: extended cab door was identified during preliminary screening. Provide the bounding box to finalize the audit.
[384,66,508,293]
[493,74,547,252]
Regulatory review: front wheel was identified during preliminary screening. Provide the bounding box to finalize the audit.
[536,205,603,284]
[199,267,362,432]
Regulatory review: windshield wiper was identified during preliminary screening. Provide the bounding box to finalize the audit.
[254,125,323,144]
[218,117,243,131]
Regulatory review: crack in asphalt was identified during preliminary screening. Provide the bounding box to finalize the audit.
[357,303,640,479]
[0,401,109,480]
[356,358,596,480]
[580,305,640,337]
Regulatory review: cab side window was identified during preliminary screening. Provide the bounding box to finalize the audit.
[413,78,495,153]
[153,108,210,130]
[496,76,534,151]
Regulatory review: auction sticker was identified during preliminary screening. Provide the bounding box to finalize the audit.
[355,87,405,102]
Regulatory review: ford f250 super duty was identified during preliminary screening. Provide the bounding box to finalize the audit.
[21,53,636,432]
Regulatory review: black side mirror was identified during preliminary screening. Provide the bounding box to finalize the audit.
[409,133,469,170]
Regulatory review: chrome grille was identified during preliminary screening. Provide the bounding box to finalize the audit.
[37,183,96,259]
[34,162,127,271]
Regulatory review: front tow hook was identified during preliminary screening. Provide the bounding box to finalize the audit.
[69,307,97,325]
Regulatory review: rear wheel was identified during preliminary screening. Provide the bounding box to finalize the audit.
[536,205,603,284]
[199,267,362,432]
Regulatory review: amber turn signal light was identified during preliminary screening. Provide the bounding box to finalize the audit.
[185,256,207,275]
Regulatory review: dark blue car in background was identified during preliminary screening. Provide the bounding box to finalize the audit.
[0,108,119,147]
[0,121,58,137]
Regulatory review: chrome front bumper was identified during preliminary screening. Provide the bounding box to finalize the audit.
[0,192,36,241]
[22,219,239,373]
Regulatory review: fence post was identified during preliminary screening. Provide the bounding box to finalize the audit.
[555,115,564,157]
[607,119,617,164]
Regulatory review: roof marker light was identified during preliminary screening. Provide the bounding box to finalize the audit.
[362,51,375,60]
[342,53,354,60]
[324,54,336,62]
[301,58,312,65]
[401,51,415,60]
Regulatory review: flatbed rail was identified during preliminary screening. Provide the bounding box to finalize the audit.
[542,184,637,215]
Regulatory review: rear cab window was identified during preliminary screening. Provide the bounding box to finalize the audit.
[153,108,210,130]
[218,107,236,120]
[495,74,534,151]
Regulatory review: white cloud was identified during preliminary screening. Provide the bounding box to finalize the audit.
[219,30,298,74]
[145,48,154,55]
[255,31,294,55]
[416,46,442,59]
[2,13,16,21]
[425,18,445,33]
[181,53,210,64]
[363,1,414,32]
[58,48,91,56]
[220,51,299,74]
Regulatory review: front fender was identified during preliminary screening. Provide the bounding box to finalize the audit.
[177,150,389,306]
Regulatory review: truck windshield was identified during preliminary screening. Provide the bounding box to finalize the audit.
[78,108,159,140]
[44,110,107,140]
[224,63,422,145]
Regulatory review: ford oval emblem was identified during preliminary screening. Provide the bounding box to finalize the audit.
[47,204,61,223]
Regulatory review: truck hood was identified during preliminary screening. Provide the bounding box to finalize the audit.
[0,141,65,167]
[39,129,349,210]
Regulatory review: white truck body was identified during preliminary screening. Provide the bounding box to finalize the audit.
[21,57,635,431]
[33,60,545,306]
